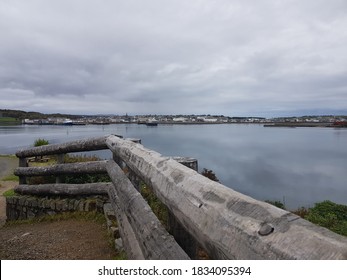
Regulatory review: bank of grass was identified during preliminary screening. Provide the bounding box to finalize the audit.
[0,117,21,125]
[266,200,347,237]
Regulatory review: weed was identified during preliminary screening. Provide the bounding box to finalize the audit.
[140,183,169,229]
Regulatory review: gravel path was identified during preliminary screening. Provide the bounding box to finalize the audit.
[0,219,117,260]
[0,156,119,260]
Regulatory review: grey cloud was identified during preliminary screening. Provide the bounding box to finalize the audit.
[1,0,347,115]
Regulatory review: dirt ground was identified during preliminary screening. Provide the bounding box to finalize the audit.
[0,156,118,260]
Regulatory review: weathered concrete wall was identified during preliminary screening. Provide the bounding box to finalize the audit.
[6,195,108,221]
[106,135,347,260]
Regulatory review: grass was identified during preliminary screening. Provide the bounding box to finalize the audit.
[2,174,19,182]
[2,189,16,197]
[0,117,21,124]
[304,201,347,236]
[113,250,127,260]
[140,183,169,230]
[0,155,19,182]
[267,199,347,237]
[0,154,16,158]
[4,210,108,225]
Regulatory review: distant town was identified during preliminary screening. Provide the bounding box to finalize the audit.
[1,109,347,127]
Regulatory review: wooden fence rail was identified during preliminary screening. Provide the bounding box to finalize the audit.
[12,135,347,260]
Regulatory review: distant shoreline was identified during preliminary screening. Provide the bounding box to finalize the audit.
[263,122,346,128]
[6,121,347,127]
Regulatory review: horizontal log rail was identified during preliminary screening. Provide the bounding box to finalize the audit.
[14,161,108,177]
[15,135,118,158]
[12,135,347,260]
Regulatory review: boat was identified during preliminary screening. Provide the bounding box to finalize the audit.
[62,119,73,126]
[146,119,158,126]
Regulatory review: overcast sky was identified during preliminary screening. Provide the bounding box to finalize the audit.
[1,0,347,117]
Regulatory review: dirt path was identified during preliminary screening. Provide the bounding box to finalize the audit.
[0,156,119,260]
[0,219,117,260]
[0,156,19,227]
[0,156,18,179]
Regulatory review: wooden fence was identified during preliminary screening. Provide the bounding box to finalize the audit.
[14,135,347,260]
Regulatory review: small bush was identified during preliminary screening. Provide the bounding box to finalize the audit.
[201,168,219,182]
[265,200,286,210]
[305,200,347,236]
[34,138,49,147]
[291,207,310,218]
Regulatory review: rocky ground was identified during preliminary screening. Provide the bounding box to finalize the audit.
[0,156,118,260]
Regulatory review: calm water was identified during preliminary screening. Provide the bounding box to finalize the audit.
[1,123,346,209]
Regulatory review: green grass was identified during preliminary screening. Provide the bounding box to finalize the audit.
[140,183,169,229]
[113,250,127,260]
[2,189,16,197]
[2,174,19,182]
[268,199,347,237]
[0,154,16,158]
[304,200,347,237]
[0,117,21,124]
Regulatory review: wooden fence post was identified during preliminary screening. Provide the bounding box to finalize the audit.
[18,157,27,185]
[56,153,65,184]
[169,157,199,259]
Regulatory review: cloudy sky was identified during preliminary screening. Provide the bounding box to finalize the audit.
[1,0,347,117]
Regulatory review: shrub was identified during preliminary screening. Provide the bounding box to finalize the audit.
[291,207,309,218]
[34,138,49,147]
[201,168,219,182]
[265,200,286,210]
[305,200,347,236]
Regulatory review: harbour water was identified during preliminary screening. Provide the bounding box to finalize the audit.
[1,123,346,210]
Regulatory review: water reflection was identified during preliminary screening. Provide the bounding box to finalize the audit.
[1,124,346,209]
